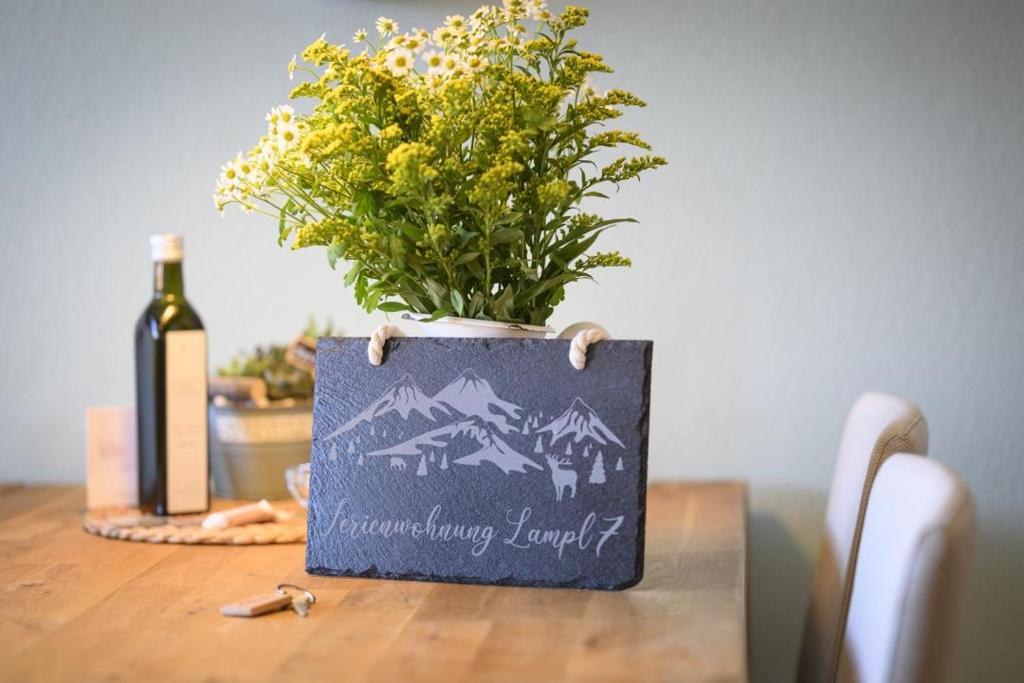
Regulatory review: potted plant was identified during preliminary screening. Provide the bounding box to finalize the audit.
[208,321,328,499]
[213,2,664,337]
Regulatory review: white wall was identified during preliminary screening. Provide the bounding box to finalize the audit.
[1,1,1021,680]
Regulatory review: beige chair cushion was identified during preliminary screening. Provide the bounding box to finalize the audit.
[799,392,929,683]
[838,454,975,683]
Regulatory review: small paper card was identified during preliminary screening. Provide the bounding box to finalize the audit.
[85,406,138,509]
[306,337,652,590]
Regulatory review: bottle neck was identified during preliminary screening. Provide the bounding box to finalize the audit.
[153,260,185,300]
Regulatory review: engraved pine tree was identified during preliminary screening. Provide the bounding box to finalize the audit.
[589,453,607,484]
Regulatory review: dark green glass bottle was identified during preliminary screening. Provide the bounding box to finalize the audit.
[134,235,210,515]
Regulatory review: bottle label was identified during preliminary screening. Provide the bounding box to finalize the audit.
[165,330,208,513]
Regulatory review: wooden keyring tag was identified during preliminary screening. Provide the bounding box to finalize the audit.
[220,593,292,618]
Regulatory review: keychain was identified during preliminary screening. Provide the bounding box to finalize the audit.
[220,584,317,618]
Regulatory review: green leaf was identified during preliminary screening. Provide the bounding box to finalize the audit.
[490,286,516,321]
[450,290,466,316]
[469,291,485,317]
[364,288,381,312]
[377,301,410,312]
[327,241,345,269]
[453,251,480,266]
[464,258,485,280]
[397,289,428,313]
[423,278,448,308]
[555,232,601,263]
[396,222,425,241]
[424,309,448,322]
[491,229,525,245]
[354,274,368,305]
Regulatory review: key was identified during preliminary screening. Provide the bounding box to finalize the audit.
[290,597,310,618]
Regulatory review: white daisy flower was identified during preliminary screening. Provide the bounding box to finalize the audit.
[422,50,445,75]
[260,137,282,160]
[376,17,398,36]
[445,15,467,33]
[441,53,462,77]
[402,33,427,53]
[353,28,368,43]
[385,47,415,77]
[526,0,549,21]
[469,6,491,30]
[266,105,295,128]
[463,53,486,72]
[218,158,242,191]
[432,26,456,45]
[236,155,257,182]
[255,153,274,177]
[502,0,527,20]
[276,122,301,151]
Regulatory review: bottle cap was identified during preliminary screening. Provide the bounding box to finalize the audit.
[150,234,184,262]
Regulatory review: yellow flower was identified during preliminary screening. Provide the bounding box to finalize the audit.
[287,54,297,81]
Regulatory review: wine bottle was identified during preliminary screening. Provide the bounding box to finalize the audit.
[134,235,210,515]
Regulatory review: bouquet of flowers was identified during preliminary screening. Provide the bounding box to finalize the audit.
[214,2,665,326]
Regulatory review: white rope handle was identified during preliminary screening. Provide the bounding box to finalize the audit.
[367,324,405,366]
[558,322,610,370]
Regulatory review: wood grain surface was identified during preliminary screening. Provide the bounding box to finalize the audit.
[0,482,747,683]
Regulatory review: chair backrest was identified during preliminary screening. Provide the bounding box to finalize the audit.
[799,392,929,683]
[838,454,976,683]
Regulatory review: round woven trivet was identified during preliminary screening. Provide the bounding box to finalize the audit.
[82,499,306,545]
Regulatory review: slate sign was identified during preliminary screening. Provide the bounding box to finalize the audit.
[305,337,652,590]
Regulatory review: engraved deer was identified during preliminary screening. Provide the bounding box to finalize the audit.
[389,457,407,471]
[545,455,577,502]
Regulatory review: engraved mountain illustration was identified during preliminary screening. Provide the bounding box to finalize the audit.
[328,369,628,492]
[537,397,625,448]
[433,368,523,434]
[366,415,542,474]
[327,374,453,438]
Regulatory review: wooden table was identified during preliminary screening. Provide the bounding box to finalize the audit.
[0,482,747,682]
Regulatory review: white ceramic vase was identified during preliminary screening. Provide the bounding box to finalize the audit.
[400,314,609,341]
[402,313,554,339]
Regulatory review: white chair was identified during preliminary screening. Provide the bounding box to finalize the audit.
[838,454,976,683]
[799,392,929,683]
